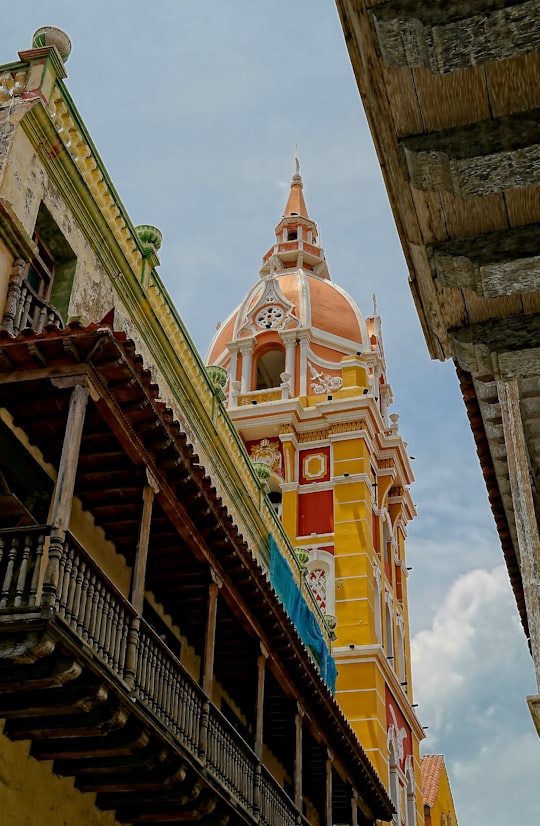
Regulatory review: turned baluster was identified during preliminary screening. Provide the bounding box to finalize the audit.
[36,304,47,333]
[28,533,45,608]
[149,645,158,712]
[136,631,147,699]
[59,545,75,620]
[154,651,164,718]
[0,536,18,608]
[0,535,5,569]
[96,582,109,659]
[177,680,187,741]
[121,611,130,678]
[95,580,107,656]
[110,604,122,673]
[82,570,95,642]
[13,534,32,607]
[13,285,28,333]
[1,258,26,333]
[17,289,32,331]
[88,574,101,647]
[72,558,85,633]
[164,659,174,723]
[103,590,114,665]
[145,636,154,704]
[76,561,90,637]
[171,674,181,738]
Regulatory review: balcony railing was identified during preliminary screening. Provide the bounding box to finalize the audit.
[1,277,64,335]
[0,526,302,826]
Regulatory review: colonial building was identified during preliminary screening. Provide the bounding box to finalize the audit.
[334,0,540,732]
[0,27,393,826]
[207,163,424,825]
[421,756,459,826]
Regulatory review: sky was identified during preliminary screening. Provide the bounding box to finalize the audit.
[4,3,540,824]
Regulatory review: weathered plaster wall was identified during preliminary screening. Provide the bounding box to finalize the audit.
[0,722,123,826]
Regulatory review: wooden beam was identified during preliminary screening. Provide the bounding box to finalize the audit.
[325,750,333,826]
[201,574,221,696]
[42,382,89,613]
[254,645,267,760]
[498,378,540,686]
[294,702,304,810]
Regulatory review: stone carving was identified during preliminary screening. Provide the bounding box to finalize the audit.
[250,438,282,475]
[308,362,342,394]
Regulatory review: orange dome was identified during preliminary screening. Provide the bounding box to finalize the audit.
[206,268,369,367]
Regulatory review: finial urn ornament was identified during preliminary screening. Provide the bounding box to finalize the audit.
[32,27,72,62]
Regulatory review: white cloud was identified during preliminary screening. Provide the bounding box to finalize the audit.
[412,567,540,825]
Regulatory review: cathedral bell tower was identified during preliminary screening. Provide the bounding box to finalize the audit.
[206,163,425,826]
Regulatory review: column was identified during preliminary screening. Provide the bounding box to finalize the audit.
[350,789,358,826]
[253,644,268,818]
[227,343,239,403]
[239,340,254,394]
[498,378,540,684]
[324,749,333,826]
[124,470,159,684]
[282,330,297,391]
[298,333,309,396]
[199,570,222,761]
[201,570,222,695]
[294,702,304,811]
[42,381,89,614]
[254,644,268,759]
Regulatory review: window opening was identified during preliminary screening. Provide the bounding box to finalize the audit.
[256,347,285,389]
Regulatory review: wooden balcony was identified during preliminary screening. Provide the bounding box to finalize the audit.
[0,322,393,825]
[0,525,305,824]
[0,260,64,335]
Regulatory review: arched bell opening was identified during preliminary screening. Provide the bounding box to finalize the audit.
[255,346,285,390]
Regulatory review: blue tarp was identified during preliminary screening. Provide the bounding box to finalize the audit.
[269,535,337,692]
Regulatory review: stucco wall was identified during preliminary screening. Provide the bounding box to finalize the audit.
[0,723,122,826]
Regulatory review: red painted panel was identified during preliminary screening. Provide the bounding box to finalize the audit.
[299,446,331,485]
[385,686,412,771]
[297,490,334,536]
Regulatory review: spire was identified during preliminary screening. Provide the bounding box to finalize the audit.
[284,151,309,219]
[260,158,329,280]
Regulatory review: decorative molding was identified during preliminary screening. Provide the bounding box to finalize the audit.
[0,68,28,103]
[47,88,143,273]
[236,275,298,337]
[308,361,343,394]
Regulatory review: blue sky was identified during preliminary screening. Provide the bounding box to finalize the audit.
[4,3,540,824]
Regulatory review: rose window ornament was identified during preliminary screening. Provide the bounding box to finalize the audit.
[256,305,284,329]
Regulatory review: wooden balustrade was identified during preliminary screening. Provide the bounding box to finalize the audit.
[260,765,298,826]
[0,527,47,610]
[207,704,255,811]
[55,533,134,680]
[135,622,203,754]
[9,281,64,334]
[0,526,302,826]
